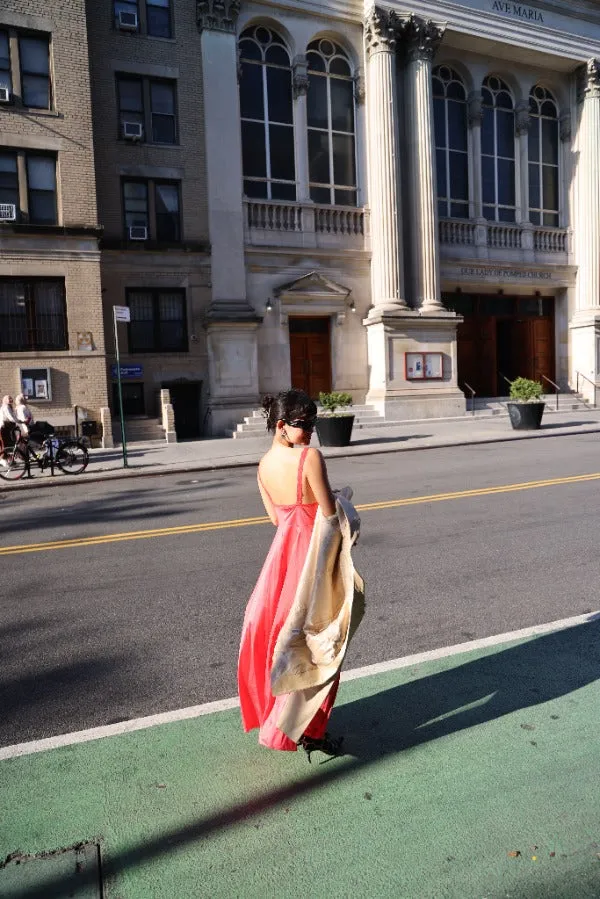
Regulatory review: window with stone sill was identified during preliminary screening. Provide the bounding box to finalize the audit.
[528,86,559,227]
[0,28,51,110]
[126,288,187,352]
[0,279,67,351]
[481,75,516,223]
[116,74,178,144]
[114,0,173,38]
[239,25,296,201]
[433,66,468,220]
[122,178,181,242]
[0,149,57,225]
[307,39,356,207]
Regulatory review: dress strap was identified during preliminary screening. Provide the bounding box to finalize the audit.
[296,447,310,504]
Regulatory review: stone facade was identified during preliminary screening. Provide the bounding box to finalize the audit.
[0,0,108,431]
[206,0,600,426]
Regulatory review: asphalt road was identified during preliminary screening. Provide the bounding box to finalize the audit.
[3,431,600,748]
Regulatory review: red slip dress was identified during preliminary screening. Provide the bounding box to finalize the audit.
[238,446,339,751]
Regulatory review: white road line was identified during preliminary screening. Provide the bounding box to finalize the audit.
[0,610,596,761]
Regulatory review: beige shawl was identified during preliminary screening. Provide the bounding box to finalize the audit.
[271,489,365,742]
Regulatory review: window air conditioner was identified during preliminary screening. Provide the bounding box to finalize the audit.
[118,10,139,31]
[129,225,148,240]
[0,87,11,103]
[123,121,143,140]
[0,203,16,222]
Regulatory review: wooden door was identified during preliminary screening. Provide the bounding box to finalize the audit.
[289,318,332,398]
[531,318,554,388]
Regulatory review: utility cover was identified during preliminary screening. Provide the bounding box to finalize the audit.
[0,842,102,898]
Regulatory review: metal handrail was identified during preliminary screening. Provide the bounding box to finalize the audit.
[498,371,513,394]
[576,371,598,408]
[462,381,476,416]
[540,374,560,411]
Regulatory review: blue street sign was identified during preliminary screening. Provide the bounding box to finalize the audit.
[111,364,143,380]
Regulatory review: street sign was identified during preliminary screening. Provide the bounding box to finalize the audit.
[110,364,143,380]
[113,305,131,322]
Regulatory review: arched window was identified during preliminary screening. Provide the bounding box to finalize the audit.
[307,39,356,206]
[528,86,559,226]
[433,66,468,219]
[238,26,296,200]
[481,75,515,222]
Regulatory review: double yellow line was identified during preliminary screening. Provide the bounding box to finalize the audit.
[1,470,599,557]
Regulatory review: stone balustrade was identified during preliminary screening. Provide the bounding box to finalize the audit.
[439,217,570,259]
[244,200,370,248]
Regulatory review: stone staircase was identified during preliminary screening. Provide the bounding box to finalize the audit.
[226,404,387,438]
[227,391,596,438]
[113,416,164,444]
[469,392,595,416]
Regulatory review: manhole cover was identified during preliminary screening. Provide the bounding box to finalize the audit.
[0,841,102,898]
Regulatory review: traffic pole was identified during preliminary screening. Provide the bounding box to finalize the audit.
[113,307,128,468]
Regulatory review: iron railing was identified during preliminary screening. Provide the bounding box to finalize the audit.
[463,381,476,415]
[540,374,561,411]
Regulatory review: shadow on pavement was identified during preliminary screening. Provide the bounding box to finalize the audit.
[6,616,600,899]
[348,433,432,446]
[335,615,600,759]
[540,421,596,430]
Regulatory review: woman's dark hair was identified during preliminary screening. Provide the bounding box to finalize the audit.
[262,389,317,433]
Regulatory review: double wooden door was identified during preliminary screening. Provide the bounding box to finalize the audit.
[289,317,332,398]
[457,315,554,397]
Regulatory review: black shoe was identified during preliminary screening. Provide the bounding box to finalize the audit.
[297,733,344,763]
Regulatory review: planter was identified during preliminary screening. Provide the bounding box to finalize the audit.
[315,414,355,447]
[507,401,546,430]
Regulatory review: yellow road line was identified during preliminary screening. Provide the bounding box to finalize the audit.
[1,470,599,557]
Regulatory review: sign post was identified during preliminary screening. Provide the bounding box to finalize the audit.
[113,305,130,468]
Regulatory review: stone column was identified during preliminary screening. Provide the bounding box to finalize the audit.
[401,15,445,313]
[515,100,530,225]
[197,0,261,434]
[364,6,408,316]
[292,55,311,203]
[570,60,600,401]
[576,59,600,312]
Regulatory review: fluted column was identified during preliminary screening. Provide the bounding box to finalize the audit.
[292,55,311,202]
[364,6,408,316]
[576,59,600,311]
[468,91,483,220]
[401,15,445,312]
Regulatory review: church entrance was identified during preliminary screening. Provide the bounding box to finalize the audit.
[444,293,555,397]
[289,316,332,398]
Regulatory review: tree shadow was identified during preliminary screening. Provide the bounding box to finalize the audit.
[5,616,600,898]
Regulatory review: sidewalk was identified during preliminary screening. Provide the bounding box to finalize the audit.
[1,614,600,898]
[3,409,600,490]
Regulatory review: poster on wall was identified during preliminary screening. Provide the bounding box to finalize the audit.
[21,368,51,401]
[424,353,443,379]
[405,353,424,380]
[77,331,94,351]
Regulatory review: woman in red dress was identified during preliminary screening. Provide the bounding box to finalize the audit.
[238,389,342,758]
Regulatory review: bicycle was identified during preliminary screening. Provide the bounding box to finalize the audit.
[0,430,89,481]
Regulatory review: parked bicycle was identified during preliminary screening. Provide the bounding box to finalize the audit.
[0,426,89,481]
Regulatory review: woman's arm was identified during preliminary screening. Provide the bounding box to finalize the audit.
[257,473,278,526]
[305,448,336,517]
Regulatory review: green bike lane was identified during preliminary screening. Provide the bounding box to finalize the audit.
[2,615,600,899]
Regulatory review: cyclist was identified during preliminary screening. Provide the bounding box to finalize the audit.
[15,394,34,436]
[0,395,19,461]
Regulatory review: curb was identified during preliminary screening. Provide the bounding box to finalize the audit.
[2,424,600,493]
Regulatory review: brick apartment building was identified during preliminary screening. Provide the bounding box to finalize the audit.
[0,1,109,434]
[85,0,213,440]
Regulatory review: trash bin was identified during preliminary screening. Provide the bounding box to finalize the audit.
[81,421,98,437]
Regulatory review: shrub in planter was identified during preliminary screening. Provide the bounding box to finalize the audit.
[507,377,545,430]
[315,391,355,447]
